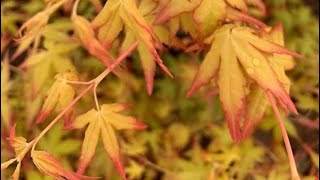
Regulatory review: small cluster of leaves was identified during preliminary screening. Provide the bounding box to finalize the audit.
[1,0,319,179]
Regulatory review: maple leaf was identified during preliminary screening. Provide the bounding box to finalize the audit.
[36,72,78,124]
[151,0,266,43]
[141,0,207,49]
[153,0,202,25]
[12,0,67,59]
[119,0,173,94]
[187,24,301,142]
[130,0,193,51]
[1,125,32,179]
[31,150,93,180]
[193,0,227,39]
[4,125,31,173]
[20,32,78,97]
[91,0,173,95]
[16,20,78,108]
[240,84,269,139]
[193,0,267,40]
[242,23,295,139]
[71,16,116,69]
[71,0,125,77]
[66,103,147,180]
[7,125,29,160]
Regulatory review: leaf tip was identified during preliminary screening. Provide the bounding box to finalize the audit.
[186,89,195,98]
[145,76,154,96]
[133,120,148,130]
[226,7,267,29]
[113,158,126,180]
[35,111,50,124]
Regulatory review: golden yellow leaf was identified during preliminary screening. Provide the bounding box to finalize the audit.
[100,120,124,179]
[193,0,226,38]
[13,0,66,59]
[31,150,82,179]
[77,115,100,175]
[71,9,124,77]
[218,33,247,142]
[188,24,301,142]
[241,84,268,139]
[101,104,147,130]
[36,72,78,124]
[137,43,156,95]
[68,103,147,179]
[92,0,173,94]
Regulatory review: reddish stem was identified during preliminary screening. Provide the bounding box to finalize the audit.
[267,91,300,180]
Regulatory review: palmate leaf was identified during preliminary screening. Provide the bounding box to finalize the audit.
[187,24,301,142]
[20,22,78,97]
[36,72,78,124]
[91,0,173,95]
[66,103,147,180]
[5,125,31,164]
[193,0,266,40]
[7,125,28,159]
[242,23,295,138]
[193,0,226,39]
[152,0,267,42]
[31,150,95,180]
[71,12,124,78]
[12,0,66,59]
[1,125,32,179]
[120,0,172,95]
[23,51,77,98]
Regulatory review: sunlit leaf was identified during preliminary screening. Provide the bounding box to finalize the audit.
[31,150,83,179]
[68,103,147,179]
[36,72,78,124]
[92,0,173,94]
[187,24,301,142]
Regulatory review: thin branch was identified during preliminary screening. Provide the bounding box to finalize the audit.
[58,79,92,85]
[93,40,140,86]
